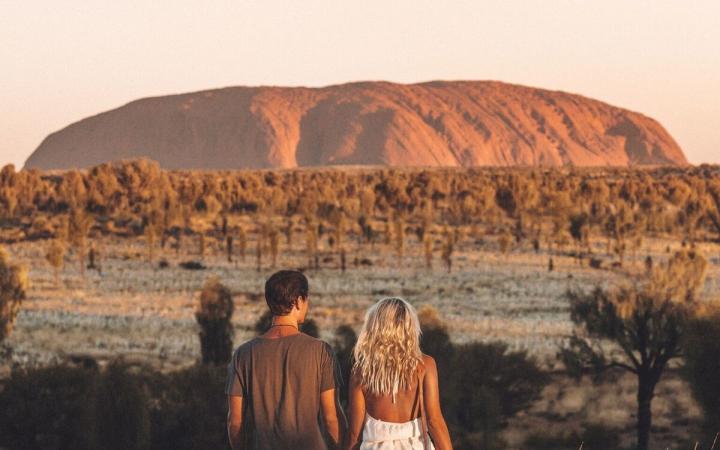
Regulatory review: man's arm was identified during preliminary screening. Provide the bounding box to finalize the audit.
[320,388,347,450]
[227,395,245,450]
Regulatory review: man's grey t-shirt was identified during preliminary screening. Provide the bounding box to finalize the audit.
[225,333,342,450]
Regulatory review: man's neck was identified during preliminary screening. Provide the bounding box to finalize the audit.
[261,315,300,338]
[271,315,299,328]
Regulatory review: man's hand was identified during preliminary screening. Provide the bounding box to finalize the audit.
[320,388,348,449]
[227,395,245,450]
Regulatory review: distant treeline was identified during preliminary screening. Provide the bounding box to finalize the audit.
[2,161,720,273]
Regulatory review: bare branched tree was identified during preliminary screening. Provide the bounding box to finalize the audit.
[560,249,707,450]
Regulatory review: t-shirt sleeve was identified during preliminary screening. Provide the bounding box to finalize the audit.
[225,348,245,397]
[320,342,343,393]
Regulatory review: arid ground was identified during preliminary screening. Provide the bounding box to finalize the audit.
[4,228,717,448]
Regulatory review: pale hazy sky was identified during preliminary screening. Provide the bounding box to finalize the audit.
[2,0,719,167]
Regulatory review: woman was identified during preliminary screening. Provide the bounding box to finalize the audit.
[344,297,453,450]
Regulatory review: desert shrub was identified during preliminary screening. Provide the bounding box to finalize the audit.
[332,324,358,405]
[0,246,28,343]
[523,424,621,450]
[418,304,455,379]
[254,309,274,333]
[195,277,234,365]
[418,305,548,450]
[95,363,151,450]
[300,318,320,337]
[444,342,549,449]
[495,185,517,216]
[0,365,98,450]
[144,364,229,450]
[179,260,206,270]
[0,363,157,450]
[683,309,720,437]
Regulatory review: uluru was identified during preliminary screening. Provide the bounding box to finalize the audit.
[23,80,688,170]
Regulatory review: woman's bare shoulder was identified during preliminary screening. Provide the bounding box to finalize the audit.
[420,354,437,378]
[421,353,436,368]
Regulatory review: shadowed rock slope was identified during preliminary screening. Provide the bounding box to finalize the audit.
[24,81,688,170]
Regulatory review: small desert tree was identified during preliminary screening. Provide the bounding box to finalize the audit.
[305,219,318,268]
[255,236,264,271]
[45,239,66,287]
[87,242,99,272]
[284,218,293,247]
[330,210,345,253]
[384,219,393,246]
[197,233,206,260]
[237,226,247,262]
[705,187,720,240]
[498,229,513,256]
[144,207,164,262]
[424,235,433,270]
[195,276,234,365]
[560,249,707,450]
[68,207,92,278]
[441,227,454,273]
[226,235,234,263]
[569,211,591,263]
[0,247,28,345]
[269,226,280,268]
[394,217,405,263]
[144,225,157,263]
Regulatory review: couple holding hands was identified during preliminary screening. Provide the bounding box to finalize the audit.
[226,270,453,450]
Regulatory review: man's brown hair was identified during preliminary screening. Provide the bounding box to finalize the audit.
[264,270,309,315]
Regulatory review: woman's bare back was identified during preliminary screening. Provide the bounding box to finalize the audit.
[361,361,426,423]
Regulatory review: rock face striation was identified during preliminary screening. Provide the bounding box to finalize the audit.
[24,81,688,170]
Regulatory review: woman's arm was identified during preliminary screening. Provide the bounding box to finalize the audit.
[422,355,453,450]
[343,372,366,450]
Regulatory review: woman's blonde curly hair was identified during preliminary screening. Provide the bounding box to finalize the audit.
[353,297,423,398]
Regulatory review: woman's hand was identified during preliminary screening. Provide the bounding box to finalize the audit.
[343,372,366,450]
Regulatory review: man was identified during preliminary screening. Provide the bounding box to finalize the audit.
[226,270,347,450]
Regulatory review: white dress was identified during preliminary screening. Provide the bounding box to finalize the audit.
[359,413,435,450]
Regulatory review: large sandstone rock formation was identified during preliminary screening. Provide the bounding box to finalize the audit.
[24,81,688,170]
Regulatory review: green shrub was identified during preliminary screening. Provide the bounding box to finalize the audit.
[144,364,230,450]
[418,305,549,450]
[196,277,234,365]
[0,246,28,343]
[95,363,151,450]
[0,365,98,450]
[444,342,549,449]
[683,310,720,437]
[523,424,621,450]
[332,324,357,405]
[418,305,455,378]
